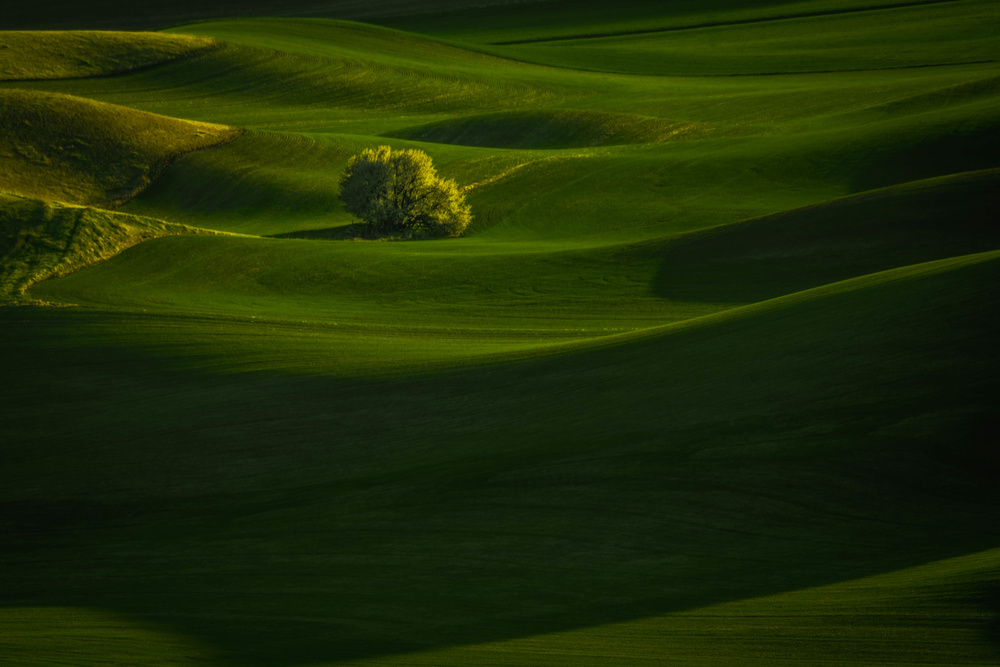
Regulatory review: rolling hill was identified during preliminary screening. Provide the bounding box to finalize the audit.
[1,1,998,665]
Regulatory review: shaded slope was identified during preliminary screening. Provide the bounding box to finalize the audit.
[0,30,216,81]
[0,89,240,207]
[2,250,998,664]
[386,109,706,149]
[332,548,1000,666]
[652,168,1000,302]
[0,191,202,303]
[490,0,1000,76]
[1,0,531,31]
[122,130,363,236]
[378,0,966,45]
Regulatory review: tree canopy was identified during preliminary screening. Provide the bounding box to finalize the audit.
[339,146,471,238]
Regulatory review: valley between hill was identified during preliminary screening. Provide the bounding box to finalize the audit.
[1,1,998,665]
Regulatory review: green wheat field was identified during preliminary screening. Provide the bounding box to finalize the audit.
[2,0,999,664]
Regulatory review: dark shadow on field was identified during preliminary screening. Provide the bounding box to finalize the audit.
[1,0,874,31]
[652,169,1000,304]
[268,223,367,240]
[2,246,1000,665]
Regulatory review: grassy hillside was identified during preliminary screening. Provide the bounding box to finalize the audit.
[0,89,239,206]
[0,30,216,81]
[3,249,999,664]
[479,0,1000,75]
[1,0,998,665]
[0,191,202,303]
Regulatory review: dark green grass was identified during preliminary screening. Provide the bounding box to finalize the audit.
[2,1,999,665]
[0,0,530,31]
[488,0,1000,76]
[377,0,966,46]
[386,109,707,149]
[3,250,999,664]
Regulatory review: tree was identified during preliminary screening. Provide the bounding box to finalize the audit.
[339,146,472,238]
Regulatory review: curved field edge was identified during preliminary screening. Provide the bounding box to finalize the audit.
[330,547,1000,666]
[25,248,1000,377]
[2,547,997,666]
[28,165,1000,374]
[0,192,214,303]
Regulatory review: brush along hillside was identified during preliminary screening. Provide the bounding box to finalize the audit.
[1,1,999,666]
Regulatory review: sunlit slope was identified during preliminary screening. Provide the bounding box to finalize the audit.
[26,229,722,374]
[117,85,1000,244]
[28,202,1000,374]
[2,250,998,664]
[0,89,239,207]
[14,15,996,137]
[0,31,216,81]
[3,18,989,247]
[0,192,200,303]
[11,20,564,133]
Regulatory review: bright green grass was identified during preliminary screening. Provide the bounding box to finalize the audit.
[6,18,992,248]
[2,2,999,665]
[28,170,1000,373]
[0,88,239,207]
[0,30,216,81]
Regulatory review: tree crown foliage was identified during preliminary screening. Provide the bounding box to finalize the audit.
[339,146,471,238]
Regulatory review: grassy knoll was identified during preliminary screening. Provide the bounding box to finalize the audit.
[0,89,239,207]
[1,0,999,665]
[0,30,216,81]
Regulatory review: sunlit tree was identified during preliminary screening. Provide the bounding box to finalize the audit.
[339,146,471,237]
